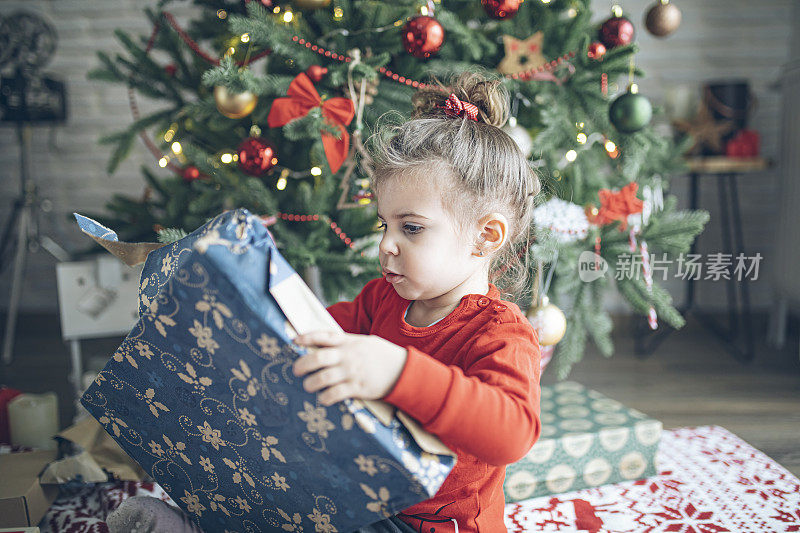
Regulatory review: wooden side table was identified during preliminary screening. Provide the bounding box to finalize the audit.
[634,156,770,362]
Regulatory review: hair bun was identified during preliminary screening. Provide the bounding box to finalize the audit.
[411,70,510,128]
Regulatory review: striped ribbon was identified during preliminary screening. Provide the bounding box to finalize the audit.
[630,227,658,330]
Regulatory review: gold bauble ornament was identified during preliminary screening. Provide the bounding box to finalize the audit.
[526,296,567,346]
[214,85,258,119]
[293,0,331,9]
[644,0,682,38]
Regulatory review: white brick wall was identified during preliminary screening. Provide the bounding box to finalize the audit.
[0,0,794,312]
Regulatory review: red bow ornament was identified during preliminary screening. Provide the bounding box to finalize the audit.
[594,182,643,231]
[440,93,479,121]
[267,73,355,173]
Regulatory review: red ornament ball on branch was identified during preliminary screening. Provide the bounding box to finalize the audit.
[244,0,274,8]
[481,0,521,20]
[599,16,635,48]
[587,41,606,60]
[305,65,328,83]
[182,166,201,182]
[237,136,277,176]
[401,15,445,59]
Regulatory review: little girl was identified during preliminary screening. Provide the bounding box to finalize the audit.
[107,71,541,533]
[293,71,542,533]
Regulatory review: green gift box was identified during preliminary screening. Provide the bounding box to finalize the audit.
[504,381,662,501]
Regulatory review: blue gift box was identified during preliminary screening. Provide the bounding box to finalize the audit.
[75,209,456,533]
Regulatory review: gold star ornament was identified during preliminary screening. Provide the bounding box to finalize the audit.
[497,32,547,75]
[673,102,736,155]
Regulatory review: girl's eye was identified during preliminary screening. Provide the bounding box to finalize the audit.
[404,224,422,235]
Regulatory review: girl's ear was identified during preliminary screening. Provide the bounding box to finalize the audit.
[474,212,508,256]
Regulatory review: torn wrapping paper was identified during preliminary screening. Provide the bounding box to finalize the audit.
[74,209,456,533]
[40,418,146,484]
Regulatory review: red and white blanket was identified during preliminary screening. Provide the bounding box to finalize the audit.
[36,426,800,532]
[504,425,800,532]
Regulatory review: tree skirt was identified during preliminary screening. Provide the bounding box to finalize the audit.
[504,426,800,532]
[36,426,800,532]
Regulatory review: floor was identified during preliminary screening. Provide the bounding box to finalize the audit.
[2,312,799,477]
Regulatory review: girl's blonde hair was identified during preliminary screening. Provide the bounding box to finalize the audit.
[369,70,541,300]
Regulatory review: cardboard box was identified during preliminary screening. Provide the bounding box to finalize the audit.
[74,209,457,533]
[0,450,58,528]
[504,381,662,501]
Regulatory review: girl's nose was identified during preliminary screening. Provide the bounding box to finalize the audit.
[378,233,399,256]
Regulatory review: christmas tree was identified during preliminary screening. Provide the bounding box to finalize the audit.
[90,0,708,377]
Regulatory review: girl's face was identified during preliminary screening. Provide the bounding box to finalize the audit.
[376,175,483,304]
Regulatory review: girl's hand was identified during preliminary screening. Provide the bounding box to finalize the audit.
[292,331,408,406]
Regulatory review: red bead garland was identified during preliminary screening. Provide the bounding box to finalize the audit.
[278,212,364,255]
[289,34,576,88]
[161,12,271,66]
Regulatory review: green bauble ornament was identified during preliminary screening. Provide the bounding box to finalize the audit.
[609,84,653,133]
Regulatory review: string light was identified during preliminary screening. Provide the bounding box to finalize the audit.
[171,142,182,154]
[273,6,281,13]
[611,4,623,17]
[276,176,288,190]
[217,9,227,19]
[567,7,577,17]
[240,33,250,43]
[565,150,578,162]
[576,121,586,144]
[158,156,169,168]
[220,153,233,164]
[283,10,294,23]
[605,140,616,152]
[420,5,429,15]
[310,166,322,176]
[164,123,178,142]
[226,47,236,57]
[333,7,343,19]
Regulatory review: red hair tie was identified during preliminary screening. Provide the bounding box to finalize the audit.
[440,93,479,121]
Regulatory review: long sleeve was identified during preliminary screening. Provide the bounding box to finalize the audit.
[326,277,383,334]
[381,318,541,466]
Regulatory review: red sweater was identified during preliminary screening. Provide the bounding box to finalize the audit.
[327,277,541,532]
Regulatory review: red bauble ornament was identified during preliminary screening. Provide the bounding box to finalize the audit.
[587,41,607,60]
[182,165,201,182]
[237,137,277,176]
[244,0,274,7]
[164,63,177,77]
[305,65,328,83]
[401,15,445,59]
[599,16,635,48]
[481,0,521,20]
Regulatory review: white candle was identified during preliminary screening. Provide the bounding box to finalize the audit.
[8,392,59,450]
